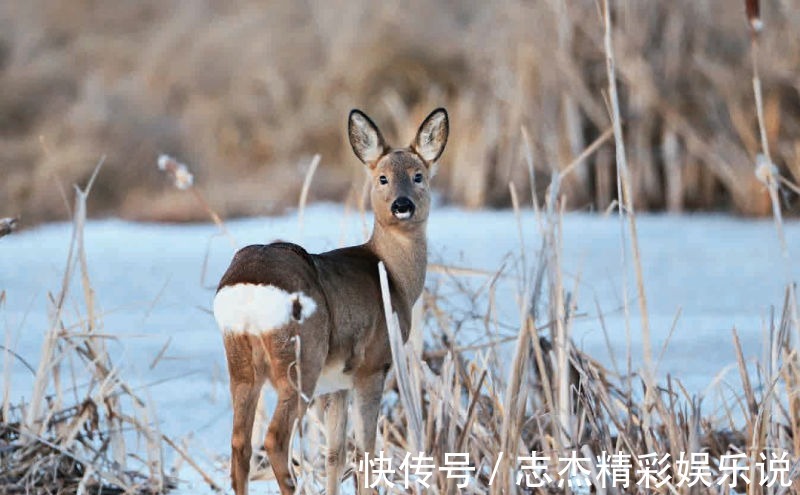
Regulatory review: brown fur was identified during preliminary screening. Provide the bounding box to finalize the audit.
[216,108,448,494]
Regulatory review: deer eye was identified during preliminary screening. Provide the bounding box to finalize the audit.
[379,175,388,185]
[413,173,424,183]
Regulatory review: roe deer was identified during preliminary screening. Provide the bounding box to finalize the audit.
[213,108,448,495]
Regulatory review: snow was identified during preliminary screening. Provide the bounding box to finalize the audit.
[1,204,797,493]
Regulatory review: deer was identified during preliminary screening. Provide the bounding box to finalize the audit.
[213,108,449,495]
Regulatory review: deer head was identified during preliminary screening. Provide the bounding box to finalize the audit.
[348,108,449,231]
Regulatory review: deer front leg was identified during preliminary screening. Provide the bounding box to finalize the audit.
[352,372,386,495]
[324,390,349,495]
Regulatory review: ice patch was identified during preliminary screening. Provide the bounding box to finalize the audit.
[213,283,317,334]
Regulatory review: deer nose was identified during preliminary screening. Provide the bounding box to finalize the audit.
[391,197,415,219]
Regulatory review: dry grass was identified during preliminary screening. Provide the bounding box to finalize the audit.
[332,153,800,492]
[261,167,800,494]
[9,162,797,493]
[0,168,216,494]
[5,108,800,495]
[4,1,800,493]
[255,4,800,491]
[251,84,800,495]
[2,0,800,223]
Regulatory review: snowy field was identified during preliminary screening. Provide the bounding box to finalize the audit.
[2,204,798,493]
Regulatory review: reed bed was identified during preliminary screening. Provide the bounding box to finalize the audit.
[5,124,800,494]
[250,156,800,494]
[263,4,800,492]
[7,161,798,493]
[4,2,800,493]
[0,168,214,494]
[2,0,800,222]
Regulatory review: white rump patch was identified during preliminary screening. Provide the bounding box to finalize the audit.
[213,283,317,334]
[315,360,353,396]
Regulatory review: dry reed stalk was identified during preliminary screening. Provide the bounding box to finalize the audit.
[73,164,132,473]
[162,434,223,492]
[746,0,800,344]
[495,306,530,494]
[1,291,13,425]
[489,183,532,494]
[560,127,614,180]
[509,182,526,286]
[378,262,424,453]
[547,185,573,453]
[520,126,541,218]
[23,160,104,436]
[297,154,321,236]
[601,0,655,431]
[662,129,683,213]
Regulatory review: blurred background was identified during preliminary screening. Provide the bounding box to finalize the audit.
[1,0,799,224]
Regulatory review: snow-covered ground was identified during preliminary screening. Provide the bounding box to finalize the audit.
[1,204,798,493]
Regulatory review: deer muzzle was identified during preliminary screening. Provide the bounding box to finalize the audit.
[391,197,415,220]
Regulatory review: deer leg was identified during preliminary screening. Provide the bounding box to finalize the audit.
[352,372,386,495]
[224,335,263,495]
[324,390,349,495]
[264,338,323,495]
[230,382,261,495]
[264,389,303,495]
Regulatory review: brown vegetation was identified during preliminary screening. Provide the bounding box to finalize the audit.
[1,1,799,223]
[0,170,214,494]
[3,1,800,491]
[6,156,800,493]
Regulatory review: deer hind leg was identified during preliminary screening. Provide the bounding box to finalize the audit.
[224,335,264,495]
[352,372,386,495]
[324,390,349,495]
[264,388,303,495]
[263,330,325,495]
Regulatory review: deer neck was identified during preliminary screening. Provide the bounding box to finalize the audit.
[367,220,427,306]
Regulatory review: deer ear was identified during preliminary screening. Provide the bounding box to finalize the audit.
[411,108,449,165]
[348,109,388,166]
